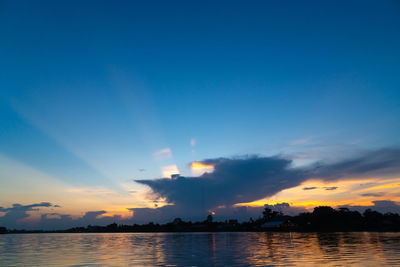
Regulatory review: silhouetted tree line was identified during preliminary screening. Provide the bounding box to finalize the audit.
[2,206,400,233]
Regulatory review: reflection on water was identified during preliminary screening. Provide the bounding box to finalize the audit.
[1,232,400,266]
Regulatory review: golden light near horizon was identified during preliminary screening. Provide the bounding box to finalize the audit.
[234,177,400,209]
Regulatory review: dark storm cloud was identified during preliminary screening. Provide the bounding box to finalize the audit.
[135,148,400,217]
[137,156,307,216]
[303,187,318,190]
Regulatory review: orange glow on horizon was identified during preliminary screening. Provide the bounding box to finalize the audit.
[234,177,400,209]
[234,199,381,209]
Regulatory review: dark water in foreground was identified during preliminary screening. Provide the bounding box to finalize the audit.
[1,232,400,266]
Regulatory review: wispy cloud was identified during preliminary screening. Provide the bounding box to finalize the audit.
[303,187,318,190]
[288,137,311,146]
[361,192,386,197]
[324,186,338,191]
[153,148,172,160]
[190,138,196,147]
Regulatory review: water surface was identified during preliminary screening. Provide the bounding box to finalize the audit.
[1,232,400,266]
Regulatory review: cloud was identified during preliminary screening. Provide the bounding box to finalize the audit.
[0,202,130,230]
[137,156,306,215]
[361,192,386,197]
[303,187,318,190]
[288,137,311,146]
[340,200,400,214]
[308,148,400,180]
[153,148,172,160]
[191,161,214,176]
[37,210,129,230]
[136,148,400,220]
[0,202,52,212]
[0,202,54,228]
[324,186,338,191]
[66,187,116,196]
[190,138,196,147]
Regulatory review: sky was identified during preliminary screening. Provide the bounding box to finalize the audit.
[0,0,400,229]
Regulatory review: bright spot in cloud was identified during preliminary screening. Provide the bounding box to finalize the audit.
[191,161,214,176]
[162,164,180,178]
[153,148,172,160]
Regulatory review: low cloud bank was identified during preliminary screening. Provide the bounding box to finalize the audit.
[0,203,127,230]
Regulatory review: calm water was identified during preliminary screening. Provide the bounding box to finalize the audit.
[0,232,400,266]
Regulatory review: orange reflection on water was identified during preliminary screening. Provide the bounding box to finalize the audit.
[242,232,400,266]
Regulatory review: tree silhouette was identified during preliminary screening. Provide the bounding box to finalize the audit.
[262,207,282,222]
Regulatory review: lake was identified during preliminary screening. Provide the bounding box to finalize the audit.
[1,232,399,266]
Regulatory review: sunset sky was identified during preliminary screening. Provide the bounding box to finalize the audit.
[1,0,400,229]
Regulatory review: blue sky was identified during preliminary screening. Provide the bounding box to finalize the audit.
[0,0,400,227]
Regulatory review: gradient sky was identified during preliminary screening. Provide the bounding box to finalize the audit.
[1,0,400,228]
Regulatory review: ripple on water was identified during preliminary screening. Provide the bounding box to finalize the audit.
[0,232,400,266]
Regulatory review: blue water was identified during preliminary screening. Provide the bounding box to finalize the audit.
[1,232,400,266]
